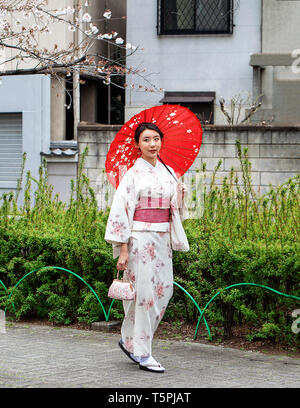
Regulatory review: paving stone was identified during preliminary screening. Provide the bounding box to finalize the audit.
[0,322,299,388]
[92,321,121,332]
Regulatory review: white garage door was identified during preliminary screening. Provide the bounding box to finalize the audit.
[0,113,23,185]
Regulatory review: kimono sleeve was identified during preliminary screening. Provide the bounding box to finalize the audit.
[167,166,190,222]
[167,166,190,252]
[104,170,137,259]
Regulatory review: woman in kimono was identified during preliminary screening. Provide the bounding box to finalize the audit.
[104,122,189,373]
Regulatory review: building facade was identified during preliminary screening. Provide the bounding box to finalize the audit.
[125,0,261,125]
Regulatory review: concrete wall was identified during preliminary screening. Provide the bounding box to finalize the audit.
[77,124,300,208]
[125,0,261,124]
[193,125,300,196]
[51,75,67,141]
[249,0,300,125]
[262,0,300,52]
[47,161,78,204]
[0,74,51,203]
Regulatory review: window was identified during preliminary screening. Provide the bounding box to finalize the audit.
[0,113,23,185]
[160,92,215,124]
[158,0,233,35]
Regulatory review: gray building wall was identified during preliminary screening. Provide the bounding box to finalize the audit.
[262,0,300,53]
[0,74,51,203]
[125,0,261,124]
[47,160,78,204]
[250,0,300,125]
[77,124,300,210]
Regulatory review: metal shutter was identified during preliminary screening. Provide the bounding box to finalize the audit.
[0,113,23,183]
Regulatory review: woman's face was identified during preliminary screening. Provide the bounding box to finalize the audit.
[135,128,162,163]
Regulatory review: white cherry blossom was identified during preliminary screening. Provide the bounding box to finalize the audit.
[101,33,112,40]
[82,13,92,23]
[103,10,112,19]
[90,23,99,35]
[66,7,75,15]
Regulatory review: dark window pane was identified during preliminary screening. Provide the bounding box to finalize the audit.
[161,0,195,32]
[158,0,233,34]
[161,0,179,32]
[176,0,195,30]
[196,0,232,33]
[178,102,214,124]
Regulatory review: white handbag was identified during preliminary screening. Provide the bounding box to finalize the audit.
[108,270,135,301]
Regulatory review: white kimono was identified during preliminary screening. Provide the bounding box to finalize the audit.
[104,157,189,357]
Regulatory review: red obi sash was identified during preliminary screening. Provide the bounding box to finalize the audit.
[134,195,171,223]
[133,208,170,223]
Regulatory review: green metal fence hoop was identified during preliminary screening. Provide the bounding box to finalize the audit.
[0,280,6,291]
[2,266,212,338]
[173,281,211,339]
[6,267,298,344]
[194,282,300,340]
[4,266,112,322]
[0,279,16,314]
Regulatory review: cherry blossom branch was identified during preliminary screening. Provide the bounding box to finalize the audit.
[0,1,159,92]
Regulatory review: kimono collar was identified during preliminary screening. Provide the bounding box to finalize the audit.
[138,157,159,170]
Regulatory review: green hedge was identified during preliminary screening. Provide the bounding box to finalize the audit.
[0,144,299,347]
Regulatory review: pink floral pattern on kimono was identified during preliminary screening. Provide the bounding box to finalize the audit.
[131,247,141,264]
[156,306,166,322]
[154,281,169,299]
[111,219,126,238]
[154,259,165,275]
[138,298,155,310]
[124,336,134,353]
[139,330,150,344]
[141,241,156,263]
[124,268,135,283]
[125,310,135,323]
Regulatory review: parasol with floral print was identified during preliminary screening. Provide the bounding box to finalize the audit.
[105,104,203,188]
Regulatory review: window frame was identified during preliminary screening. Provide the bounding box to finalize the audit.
[157,0,234,36]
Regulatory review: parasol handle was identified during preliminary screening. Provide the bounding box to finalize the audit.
[157,154,178,183]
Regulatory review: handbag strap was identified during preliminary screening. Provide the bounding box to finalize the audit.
[116,269,131,282]
[116,269,134,288]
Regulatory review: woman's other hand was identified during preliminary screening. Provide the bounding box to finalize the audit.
[117,243,129,271]
[176,182,187,199]
[179,182,188,196]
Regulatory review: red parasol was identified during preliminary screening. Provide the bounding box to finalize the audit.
[105,104,203,188]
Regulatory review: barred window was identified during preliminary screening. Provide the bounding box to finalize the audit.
[158,0,234,35]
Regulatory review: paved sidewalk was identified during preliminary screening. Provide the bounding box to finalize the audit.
[0,322,299,388]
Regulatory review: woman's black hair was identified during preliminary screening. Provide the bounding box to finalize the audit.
[134,122,164,143]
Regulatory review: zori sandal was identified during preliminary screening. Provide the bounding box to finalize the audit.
[139,362,165,373]
[118,340,140,364]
